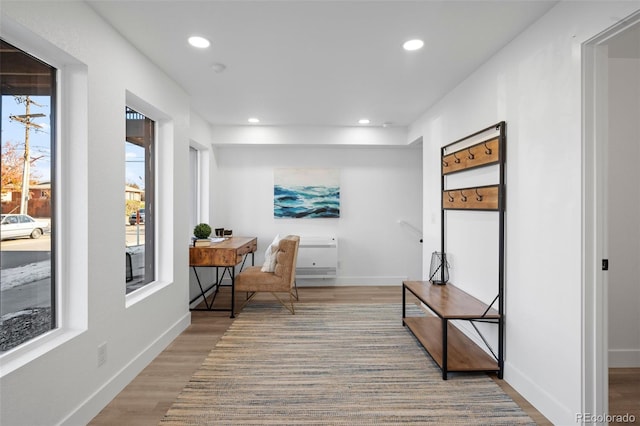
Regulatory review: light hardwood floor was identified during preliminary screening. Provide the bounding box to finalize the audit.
[609,368,640,424]
[91,286,554,425]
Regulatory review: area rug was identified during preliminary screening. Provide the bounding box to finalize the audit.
[160,303,534,425]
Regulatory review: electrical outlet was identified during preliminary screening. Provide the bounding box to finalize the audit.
[97,342,107,367]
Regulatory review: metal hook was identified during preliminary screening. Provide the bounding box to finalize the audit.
[453,152,461,164]
[460,190,467,202]
[467,148,475,160]
[448,192,454,203]
[484,142,492,155]
[442,159,448,167]
[475,188,483,202]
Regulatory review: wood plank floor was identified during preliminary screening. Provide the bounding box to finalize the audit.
[90,286,555,425]
[609,368,640,424]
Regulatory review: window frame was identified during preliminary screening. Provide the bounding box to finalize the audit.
[189,145,200,231]
[188,141,210,230]
[124,92,173,308]
[0,39,57,350]
[0,20,89,376]
[125,107,156,292]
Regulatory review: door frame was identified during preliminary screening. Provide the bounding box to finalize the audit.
[582,10,640,422]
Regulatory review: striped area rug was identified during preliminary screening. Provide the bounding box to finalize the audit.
[160,303,533,425]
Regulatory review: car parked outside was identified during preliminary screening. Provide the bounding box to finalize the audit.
[1,214,50,240]
[129,208,145,225]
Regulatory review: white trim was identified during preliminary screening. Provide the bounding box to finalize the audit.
[608,349,640,368]
[582,36,609,424]
[59,312,190,426]
[297,276,408,286]
[582,11,640,424]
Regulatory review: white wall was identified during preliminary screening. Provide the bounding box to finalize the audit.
[205,143,423,287]
[608,57,640,367]
[1,3,192,425]
[409,2,640,425]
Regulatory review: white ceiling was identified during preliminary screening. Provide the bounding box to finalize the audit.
[87,0,558,128]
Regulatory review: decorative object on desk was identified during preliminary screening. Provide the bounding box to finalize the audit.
[215,227,224,237]
[428,251,449,284]
[193,223,212,247]
[223,229,233,237]
[274,168,340,218]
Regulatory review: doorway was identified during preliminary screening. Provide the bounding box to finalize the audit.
[583,11,640,423]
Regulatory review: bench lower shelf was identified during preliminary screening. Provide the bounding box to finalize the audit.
[403,316,499,376]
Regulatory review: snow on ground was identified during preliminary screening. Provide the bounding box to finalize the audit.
[0,260,51,291]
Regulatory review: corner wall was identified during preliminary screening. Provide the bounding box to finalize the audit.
[409,2,640,424]
[207,143,423,286]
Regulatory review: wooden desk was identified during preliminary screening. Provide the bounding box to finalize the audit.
[190,237,257,317]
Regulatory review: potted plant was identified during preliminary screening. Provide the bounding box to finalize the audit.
[193,223,212,246]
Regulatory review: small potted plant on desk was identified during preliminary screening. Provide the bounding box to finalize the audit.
[193,223,212,247]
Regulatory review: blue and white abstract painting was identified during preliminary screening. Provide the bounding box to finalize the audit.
[274,168,340,218]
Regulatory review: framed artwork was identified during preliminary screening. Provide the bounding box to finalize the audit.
[274,168,340,218]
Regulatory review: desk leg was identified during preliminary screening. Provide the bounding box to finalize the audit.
[192,267,212,310]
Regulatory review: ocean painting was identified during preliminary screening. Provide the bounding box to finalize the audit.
[274,168,340,218]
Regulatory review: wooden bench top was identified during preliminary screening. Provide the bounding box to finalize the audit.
[403,280,499,319]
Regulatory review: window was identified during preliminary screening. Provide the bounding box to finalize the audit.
[125,107,155,293]
[0,40,57,352]
[189,146,199,231]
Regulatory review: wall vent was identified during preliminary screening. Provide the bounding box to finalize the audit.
[296,236,338,278]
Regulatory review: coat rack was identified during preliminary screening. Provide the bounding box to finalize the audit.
[440,121,506,377]
[403,122,506,380]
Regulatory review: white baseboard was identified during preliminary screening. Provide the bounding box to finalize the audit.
[504,360,575,425]
[60,312,191,426]
[218,276,408,287]
[609,349,640,367]
[298,276,408,286]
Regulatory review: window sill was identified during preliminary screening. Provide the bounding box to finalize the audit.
[125,280,172,308]
[0,327,85,378]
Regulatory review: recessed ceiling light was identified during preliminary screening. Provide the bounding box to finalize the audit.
[358,119,371,125]
[403,39,424,51]
[188,36,210,48]
[248,117,260,124]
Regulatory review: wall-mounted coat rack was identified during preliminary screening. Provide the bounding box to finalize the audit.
[402,121,506,380]
[442,184,499,210]
[442,137,500,175]
[441,121,506,378]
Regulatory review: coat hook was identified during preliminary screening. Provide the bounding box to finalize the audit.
[484,142,492,155]
[475,188,483,202]
[453,152,461,163]
[467,148,475,160]
[443,159,449,167]
[448,192,454,203]
[460,190,467,202]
